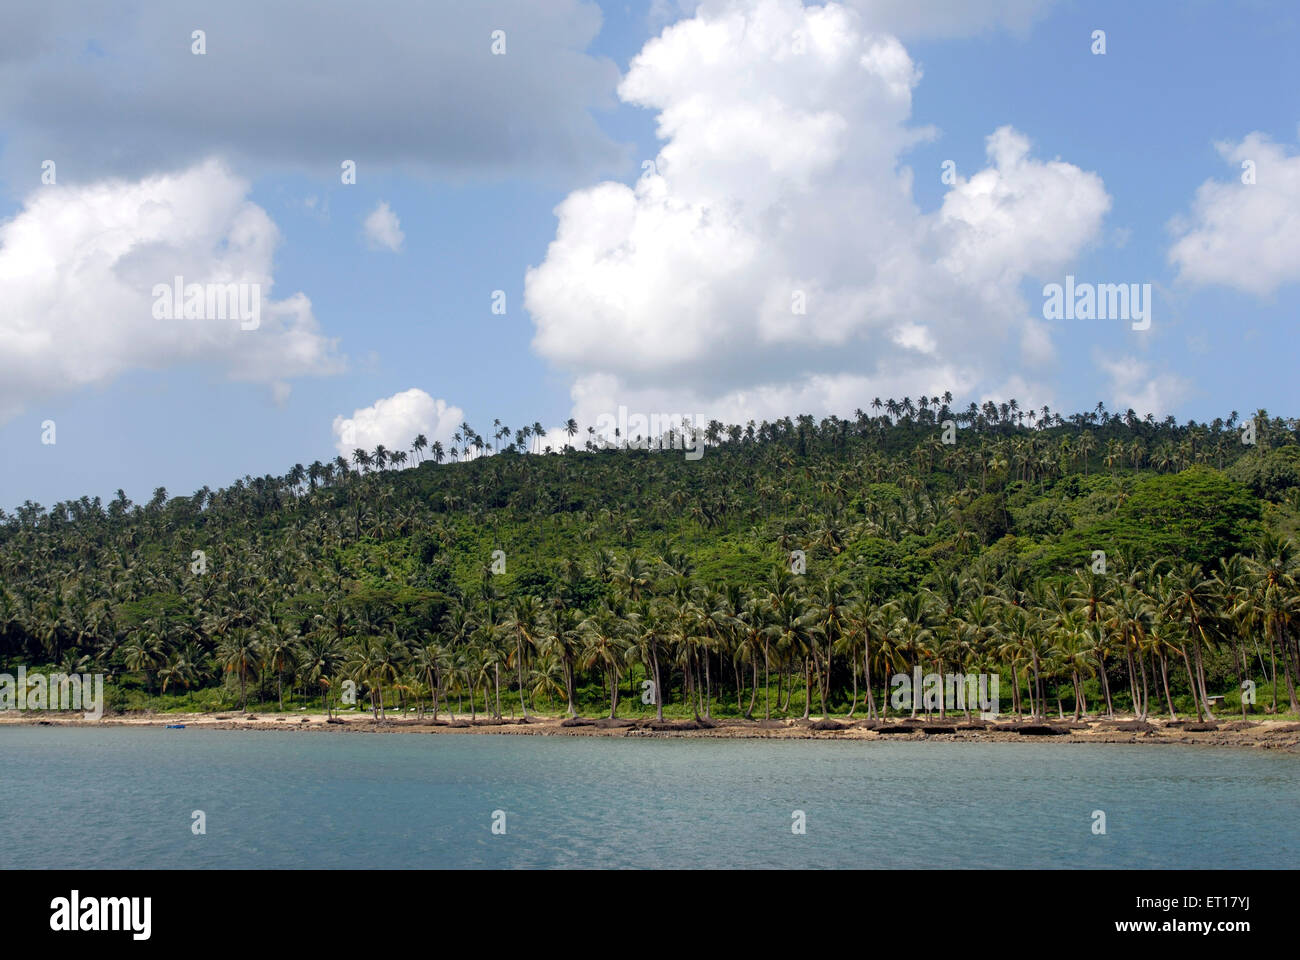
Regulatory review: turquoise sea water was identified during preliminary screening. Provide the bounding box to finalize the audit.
[1,728,1295,869]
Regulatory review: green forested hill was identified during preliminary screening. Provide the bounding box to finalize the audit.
[2,400,1299,721]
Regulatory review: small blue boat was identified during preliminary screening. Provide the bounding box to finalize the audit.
[166,724,186,729]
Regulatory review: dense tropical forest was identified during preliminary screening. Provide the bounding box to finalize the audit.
[3,396,1299,722]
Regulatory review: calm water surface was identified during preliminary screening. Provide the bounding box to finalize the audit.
[1,728,1296,868]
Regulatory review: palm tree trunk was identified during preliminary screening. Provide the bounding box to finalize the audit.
[652,645,664,722]
[704,652,712,720]
[516,643,528,718]
[1280,625,1300,713]
[1181,647,1203,720]
[1125,645,1139,717]
[763,642,771,720]
[1160,655,1176,719]
[847,651,858,718]
[1191,639,1210,719]
[862,642,874,720]
[1268,633,1279,713]
[1138,652,1150,720]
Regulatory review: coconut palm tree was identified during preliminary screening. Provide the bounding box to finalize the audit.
[216,628,262,710]
[627,598,668,720]
[297,633,345,715]
[544,605,583,718]
[580,605,631,717]
[503,596,542,717]
[1243,532,1300,714]
[1159,564,1223,720]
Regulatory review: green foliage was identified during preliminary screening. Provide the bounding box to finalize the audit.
[1229,447,1300,502]
[2,401,1298,723]
[961,493,1011,545]
[1036,468,1260,573]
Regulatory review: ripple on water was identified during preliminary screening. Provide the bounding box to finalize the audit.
[0,729,1295,869]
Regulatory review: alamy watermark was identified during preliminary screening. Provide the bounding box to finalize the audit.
[890,668,999,719]
[152,276,261,330]
[591,406,706,461]
[0,666,105,720]
[1043,275,1150,331]
[50,890,150,940]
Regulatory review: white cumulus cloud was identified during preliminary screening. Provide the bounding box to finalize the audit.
[524,0,1109,430]
[1096,353,1191,418]
[0,159,343,424]
[1168,132,1300,297]
[364,201,405,252]
[332,389,463,458]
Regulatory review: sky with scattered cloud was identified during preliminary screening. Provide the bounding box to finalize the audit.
[1,0,1297,507]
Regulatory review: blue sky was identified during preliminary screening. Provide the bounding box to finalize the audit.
[1,0,1298,510]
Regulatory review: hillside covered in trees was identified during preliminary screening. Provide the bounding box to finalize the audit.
[3,398,1299,722]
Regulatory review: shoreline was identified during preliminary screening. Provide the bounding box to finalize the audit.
[3,710,1298,751]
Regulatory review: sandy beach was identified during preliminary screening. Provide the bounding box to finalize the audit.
[3,710,1298,751]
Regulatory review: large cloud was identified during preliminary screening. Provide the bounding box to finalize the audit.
[524,0,1109,428]
[332,389,463,458]
[1168,133,1300,297]
[0,159,342,423]
[0,0,623,185]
